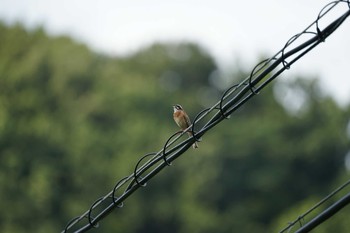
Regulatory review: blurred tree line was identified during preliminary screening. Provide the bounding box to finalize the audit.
[0,22,349,233]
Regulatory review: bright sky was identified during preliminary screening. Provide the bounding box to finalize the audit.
[0,0,349,106]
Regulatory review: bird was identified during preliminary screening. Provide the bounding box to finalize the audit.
[173,104,198,149]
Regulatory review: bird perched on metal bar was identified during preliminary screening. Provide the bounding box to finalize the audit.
[173,104,199,149]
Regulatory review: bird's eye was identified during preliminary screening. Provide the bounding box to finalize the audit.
[176,105,182,110]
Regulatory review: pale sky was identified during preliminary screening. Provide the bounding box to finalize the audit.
[0,0,349,106]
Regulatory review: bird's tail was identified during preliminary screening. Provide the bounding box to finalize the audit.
[187,132,199,149]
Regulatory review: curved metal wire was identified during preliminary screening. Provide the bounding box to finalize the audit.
[133,152,156,186]
[62,1,350,232]
[111,176,128,207]
[87,197,103,228]
[162,131,182,166]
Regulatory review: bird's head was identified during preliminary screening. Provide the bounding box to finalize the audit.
[173,104,183,112]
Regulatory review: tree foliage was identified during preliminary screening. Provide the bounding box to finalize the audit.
[0,22,349,233]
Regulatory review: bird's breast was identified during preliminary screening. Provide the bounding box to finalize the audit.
[173,111,189,129]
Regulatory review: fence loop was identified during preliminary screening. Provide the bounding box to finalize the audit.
[281,34,298,69]
[248,58,271,94]
[162,131,183,166]
[133,153,157,186]
[63,216,81,233]
[112,176,129,206]
[192,108,210,138]
[219,85,240,119]
[297,216,305,227]
[87,197,103,228]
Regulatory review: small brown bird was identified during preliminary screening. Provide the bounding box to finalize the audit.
[173,104,198,149]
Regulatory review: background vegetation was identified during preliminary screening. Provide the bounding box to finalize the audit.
[0,22,349,233]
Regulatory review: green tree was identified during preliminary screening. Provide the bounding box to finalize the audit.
[0,21,349,233]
